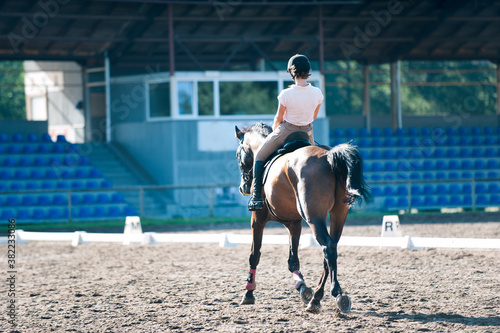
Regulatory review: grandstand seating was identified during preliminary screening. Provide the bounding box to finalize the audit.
[0,132,138,221]
[331,126,500,211]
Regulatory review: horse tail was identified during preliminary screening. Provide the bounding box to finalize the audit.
[327,142,371,205]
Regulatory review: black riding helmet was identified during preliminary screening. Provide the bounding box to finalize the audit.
[287,54,311,79]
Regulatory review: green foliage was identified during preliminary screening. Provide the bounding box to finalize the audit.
[220,81,277,115]
[0,61,26,120]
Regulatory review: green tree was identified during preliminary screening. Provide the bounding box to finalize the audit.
[0,61,26,120]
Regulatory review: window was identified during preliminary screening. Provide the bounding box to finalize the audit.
[198,81,214,116]
[149,82,170,117]
[31,96,47,120]
[219,81,277,115]
[178,82,193,115]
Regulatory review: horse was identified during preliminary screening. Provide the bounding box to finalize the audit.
[235,122,370,313]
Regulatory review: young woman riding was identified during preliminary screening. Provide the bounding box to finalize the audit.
[248,54,324,211]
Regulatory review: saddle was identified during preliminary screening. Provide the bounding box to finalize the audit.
[263,131,311,184]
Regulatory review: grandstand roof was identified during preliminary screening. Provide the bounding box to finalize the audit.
[0,0,499,69]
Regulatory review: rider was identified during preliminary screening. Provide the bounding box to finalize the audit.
[248,54,324,211]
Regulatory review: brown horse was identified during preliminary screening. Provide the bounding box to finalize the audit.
[235,122,370,313]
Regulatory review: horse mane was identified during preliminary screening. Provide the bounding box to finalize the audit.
[241,122,272,138]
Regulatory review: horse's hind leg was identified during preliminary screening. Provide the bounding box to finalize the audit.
[241,212,267,305]
[306,259,328,313]
[286,221,313,304]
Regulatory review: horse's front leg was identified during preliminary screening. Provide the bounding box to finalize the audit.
[241,212,267,305]
[286,221,313,304]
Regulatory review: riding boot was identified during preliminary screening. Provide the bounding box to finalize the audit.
[248,161,265,211]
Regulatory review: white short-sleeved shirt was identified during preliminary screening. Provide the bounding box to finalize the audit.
[277,84,324,126]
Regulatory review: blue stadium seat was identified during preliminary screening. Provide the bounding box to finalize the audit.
[423,185,434,195]
[0,170,12,180]
[445,127,456,136]
[44,170,57,179]
[38,144,51,153]
[395,128,406,136]
[370,150,382,159]
[423,172,433,180]
[384,197,396,209]
[475,184,487,194]
[382,127,394,136]
[97,193,110,204]
[408,127,419,136]
[461,160,473,169]
[371,138,382,147]
[53,194,67,206]
[470,137,482,146]
[48,208,63,219]
[57,181,70,189]
[17,209,31,219]
[476,195,488,205]
[345,128,356,137]
[123,206,139,216]
[423,161,434,170]
[383,138,395,147]
[56,135,67,143]
[433,149,445,158]
[371,128,382,137]
[408,149,422,159]
[475,171,486,179]
[22,196,36,206]
[71,181,84,190]
[384,161,396,171]
[397,161,410,171]
[458,137,470,146]
[449,184,461,194]
[408,138,420,147]
[61,170,73,179]
[488,183,500,193]
[410,185,422,196]
[383,186,396,196]
[457,126,468,135]
[446,137,458,146]
[461,171,473,179]
[371,162,383,172]
[363,162,370,172]
[74,169,87,178]
[462,184,472,194]
[0,183,6,191]
[448,160,460,170]
[486,160,498,169]
[14,170,28,180]
[450,196,462,206]
[37,195,51,206]
[64,155,79,167]
[470,126,481,136]
[474,160,486,169]
[40,133,52,143]
[89,168,103,178]
[411,197,423,207]
[79,207,93,217]
[0,133,9,143]
[52,144,65,153]
[332,128,344,138]
[80,156,91,166]
[41,182,54,190]
[395,149,407,158]
[435,160,447,170]
[26,133,38,142]
[11,133,23,142]
[26,182,38,190]
[437,196,449,206]
[82,194,96,205]
[29,170,42,179]
[448,172,459,179]
[94,207,107,217]
[410,172,421,180]
[1,209,16,219]
[483,126,494,135]
[48,156,61,166]
[66,144,78,153]
[10,183,22,191]
[360,150,370,160]
[421,148,433,158]
[3,157,16,167]
[111,193,125,203]
[490,195,500,205]
[371,174,382,181]
[472,148,483,157]
[447,149,459,158]
[396,138,407,147]
[23,144,36,154]
[108,206,122,217]
[33,157,47,167]
[358,128,369,137]
[101,180,113,188]
[424,197,436,206]
[487,171,498,178]
[397,173,409,180]
[86,180,99,189]
[397,185,408,196]
[371,186,383,196]
[396,197,409,210]
[421,127,431,136]
[384,173,396,181]
[6,196,20,207]
[459,148,471,158]
[382,150,394,159]
[436,185,448,195]
[71,194,81,205]
[18,157,31,167]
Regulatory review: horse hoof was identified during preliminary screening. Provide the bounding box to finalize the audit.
[299,285,313,303]
[336,295,351,313]
[305,300,321,313]
[240,294,255,305]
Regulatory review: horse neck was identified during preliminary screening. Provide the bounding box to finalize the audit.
[247,133,266,155]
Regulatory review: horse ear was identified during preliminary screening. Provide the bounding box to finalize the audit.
[235,126,243,140]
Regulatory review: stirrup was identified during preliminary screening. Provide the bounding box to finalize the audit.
[248,198,264,211]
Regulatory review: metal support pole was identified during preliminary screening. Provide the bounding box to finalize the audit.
[82,67,91,142]
[496,63,500,126]
[139,187,145,218]
[363,64,371,130]
[208,187,214,218]
[318,5,325,75]
[396,60,402,128]
[168,3,175,76]
[471,179,476,211]
[390,62,398,130]
[104,52,111,143]
[68,190,72,223]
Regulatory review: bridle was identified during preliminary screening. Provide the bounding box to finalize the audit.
[236,139,253,184]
